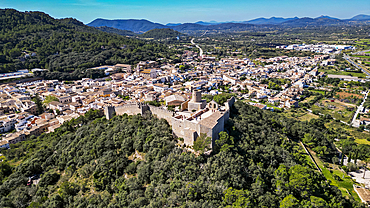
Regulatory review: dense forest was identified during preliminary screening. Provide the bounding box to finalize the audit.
[0,101,366,207]
[0,9,180,73]
[94,26,137,37]
[140,28,184,39]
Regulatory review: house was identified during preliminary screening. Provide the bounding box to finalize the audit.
[4,132,26,145]
[0,118,16,133]
[153,84,168,93]
[0,140,9,149]
[58,96,72,104]
[48,101,67,111]
[360,117,370,126]
[268,97,281,104]
[22,103,38,115]
[69,102,82,111]
[285,100,299,108]
[254,103,267,110]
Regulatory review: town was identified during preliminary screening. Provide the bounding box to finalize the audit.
[1,46,369,150]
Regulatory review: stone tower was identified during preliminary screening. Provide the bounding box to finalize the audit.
[191,90,202,102]
[104,105,115,120]
[188,90,206,112]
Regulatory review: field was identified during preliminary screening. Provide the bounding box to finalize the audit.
[311,99,356,123]
[336,92,364,100]
[301,95,317,103]
[283,108,319,121]
[309,89,326,95]
[318,67,368,78]
[327,121,370,145]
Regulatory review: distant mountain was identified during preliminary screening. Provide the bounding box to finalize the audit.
[94,26,137,36]
[349,14,370,21]
[87,18,167,33]
[245,17,298,25]
[280,17,344,27]
[166,23,182,26]
[195,21,220,25]
[140,28,184,39]
[315,15,339,20]
[87,14,370,34]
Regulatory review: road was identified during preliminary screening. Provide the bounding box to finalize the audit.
[191,38,203,57]
[352,49,370,55]
[351,90,369,127]
[343,53,370,77]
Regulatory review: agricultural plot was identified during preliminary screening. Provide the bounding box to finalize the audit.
[311,99,356,123]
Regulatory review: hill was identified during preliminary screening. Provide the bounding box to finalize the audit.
[245,17,299,25]
[350,14,370,21]
[281,17,345,27]
[94,26,137,36]
[140,28,184,39]
[87,18,167,33]
[0,9,176,75]
[0,102,365,207]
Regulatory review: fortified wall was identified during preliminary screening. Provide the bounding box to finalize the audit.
[104,102,174,124]
[104,95,236,149]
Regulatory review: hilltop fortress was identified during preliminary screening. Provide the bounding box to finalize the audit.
[105,90,235,148]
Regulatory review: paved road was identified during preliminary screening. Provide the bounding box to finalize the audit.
[343,53,370,76]
[351,90,369,127]
[191,38,203,57]
[352,49,370,55]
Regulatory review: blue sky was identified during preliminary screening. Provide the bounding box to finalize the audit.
[1,0,369,24]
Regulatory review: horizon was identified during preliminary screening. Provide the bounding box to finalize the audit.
[1,0,370,24]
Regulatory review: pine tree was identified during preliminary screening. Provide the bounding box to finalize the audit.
[32,93,44,115]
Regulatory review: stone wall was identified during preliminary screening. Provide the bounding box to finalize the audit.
[104,96,236,150]
[148,105,174,124]
[114,104,144,116]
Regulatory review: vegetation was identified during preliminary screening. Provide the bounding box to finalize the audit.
[0,9,179,74]
[31,94,44,115]
[0,102,366,207]
[43,95,59,104]
[140,28,184,39]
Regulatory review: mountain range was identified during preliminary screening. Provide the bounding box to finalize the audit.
[87,14,370,34]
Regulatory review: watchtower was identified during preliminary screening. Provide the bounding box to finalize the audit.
[191,90,202,102]
[104,105,115,120]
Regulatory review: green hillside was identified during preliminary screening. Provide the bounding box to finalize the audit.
[0,9,178,74]
[140,28,184,39]
[0,102,365,207]
[94,26,137,37]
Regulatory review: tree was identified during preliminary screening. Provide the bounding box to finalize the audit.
[193,133,211,153]
[32,93,44,115]
[215,131,234,153]
[222,187,250,207]
[310,196,327,208]
[280,195,299,208]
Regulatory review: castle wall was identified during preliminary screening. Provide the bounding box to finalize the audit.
[225,97,236,110]
[114,104,143,116]
[105,96,236,150]
[171,118,201,147]
[148,105,174,124]
[180,100,189,111]
[104,106,115,120]
[188,100,206,112]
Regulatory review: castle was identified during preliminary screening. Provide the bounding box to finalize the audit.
[105,90,235,148]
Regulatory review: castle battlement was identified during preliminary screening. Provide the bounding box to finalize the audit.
[105,94,236,150]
